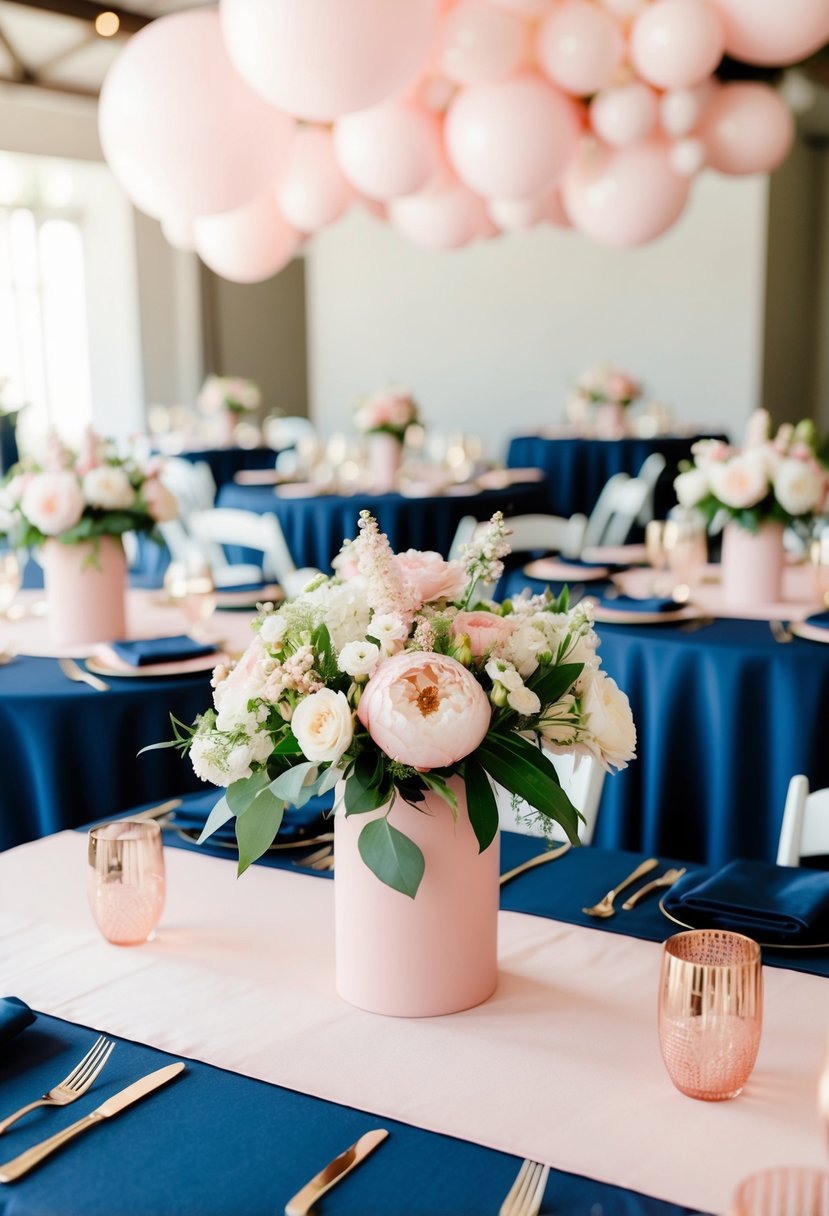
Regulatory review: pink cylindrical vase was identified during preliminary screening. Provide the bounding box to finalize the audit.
[595,401,627,437]
[334,780,500,1017]
[720,520,785,608]
[367,432,403,494]
[219,409,238,446]
[42,536,127,646]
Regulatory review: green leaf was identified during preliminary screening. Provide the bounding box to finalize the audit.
[527,662,583,708]
[269,761,319,806]
[344,772,391,815]
[236,789,285,875]
[272,733,303,755]
[477,733,582,845]
[315,764,343,796]
[196,795,234,844]
[226,769,270,815]
[419,772,458,820]
[358,817,425,898]
[463,757,499,854]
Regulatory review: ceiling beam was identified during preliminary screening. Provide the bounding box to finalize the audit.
[1,0,152,35]
[0,19,29,79]
[0,71,97,97]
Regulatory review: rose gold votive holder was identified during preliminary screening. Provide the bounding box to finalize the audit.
[87,821,166,946]
[730,1167,829,1216]
[658,929,762,1101]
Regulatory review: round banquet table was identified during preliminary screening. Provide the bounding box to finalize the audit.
[162,445,277,489]
[506,433,727,519]
[215,481,548,570]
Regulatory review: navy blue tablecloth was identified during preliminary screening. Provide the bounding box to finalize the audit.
[164,446,277,489]
[0,1012,700,1216]
[0,413,19,476]
[0,657,209,851]
[216,482,547,571]
[506,434,725,519]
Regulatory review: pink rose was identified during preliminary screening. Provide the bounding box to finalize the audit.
[394,550,466,605]
[357,651,491,770]
[452,610,515,658]
[21,471,84,536]
[142,477,178,522]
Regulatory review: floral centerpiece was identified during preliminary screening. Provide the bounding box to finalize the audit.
[353,389,421,492]
[674,410,828,606]
[572,365,642,411]
[0,428,177,645]
[198,375,262,417]
[159,512,636,1015]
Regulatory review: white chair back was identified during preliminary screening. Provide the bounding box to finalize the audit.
[496,751,605,844]
[776,775,829,866]
[186,507,320,594]
[583,474,650,548]
[635,453,666,526]
[160,457,216,516]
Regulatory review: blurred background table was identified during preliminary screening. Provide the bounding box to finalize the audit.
[506,433,726,519]
[161,446,278,490]
[215,481,547,570]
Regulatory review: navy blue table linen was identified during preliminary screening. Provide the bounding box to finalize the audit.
[110,635,218,667]
[0,997,34,1046]
[170,789,332,845]
[160,445,278,489]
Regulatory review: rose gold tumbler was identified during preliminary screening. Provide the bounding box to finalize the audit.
[88,821,165,945]
[658,930,762,1101]
[730,1167,829,1216]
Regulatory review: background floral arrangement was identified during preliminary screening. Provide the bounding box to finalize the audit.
[0,428,178,547]
[674,410,829,531]
[198,374,262,416]
[353,389,421,442]
[570,364,643,412]
[160,512,636,897]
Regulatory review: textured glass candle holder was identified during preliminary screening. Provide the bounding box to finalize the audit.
[658,930,762,1101]
[88,821,166,946]
[730,1167,829,1216]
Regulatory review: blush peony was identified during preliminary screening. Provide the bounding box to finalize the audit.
[394,549,467,605]
[21,472,84,536]
[357,651,491,771]
[452,610,515,657]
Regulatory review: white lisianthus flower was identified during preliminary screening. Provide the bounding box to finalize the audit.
[581,669,636,772]
[709,455,769,510]
[507,686,541,716]
[82,466,135,510]
[773,458,824,517]
[21,471,84,536]
[674,468,709,509]
[369,612,408,655]
[292,688,353,763]
[485,658,523,691]
[338,640,381,680]
[259,613,288,646]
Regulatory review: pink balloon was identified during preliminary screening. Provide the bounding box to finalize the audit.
[599,0,647,25]
[590,83,658,147]
[631,0,724,89]
[276,128,353,233]
[486,194,547,230]
[669,136,706,176]
[99,10,294,220]
[389,178,488,249]
[537,1,625,97]
[439,0,529,86]
[489,0,550,13]
[445,73,581,200]
[562,139,691,247]
[194,193,301,283]
[334,103,443,201]
[161,214,196,252]
[543,190,573,228]
[701,83,794,175]
[710,0,829,66]
[220,0,439,121]
[659,82,715,137]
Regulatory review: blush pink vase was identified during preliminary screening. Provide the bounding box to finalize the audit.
[42,536,127,646]
[720,520,785,608]
[334,780,500,1017]
[367,432,403,494]
[596,401,627,437]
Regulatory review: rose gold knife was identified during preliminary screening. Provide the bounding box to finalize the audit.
[0,1062,185,1183]
[284,1128,389,1216]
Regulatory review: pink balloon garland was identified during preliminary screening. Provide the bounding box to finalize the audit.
[96,0,825,280]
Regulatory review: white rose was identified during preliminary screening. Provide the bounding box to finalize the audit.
[581,669,636,772]
[773,458,824,517]
[338,640,381,679]
[291,688,353,763]
[21,471,84,536]
[82,466,135,510]
[674,468,709,508]
[709,454,769,510]
[260,613,288,645]
[507,686,541,716]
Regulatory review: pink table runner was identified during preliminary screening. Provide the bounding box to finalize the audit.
[2,832,828,1214]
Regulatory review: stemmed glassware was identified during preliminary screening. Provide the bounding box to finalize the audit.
[164,559,217,638]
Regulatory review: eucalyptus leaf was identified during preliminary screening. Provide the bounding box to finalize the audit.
[226,769,271,815]
[236,789,285,875]
[463,757,499,854]
[197,794,234,845]
[269,761,320,806]
[344,774,391,816]
[358,817,425,898]
[315,764,343,796]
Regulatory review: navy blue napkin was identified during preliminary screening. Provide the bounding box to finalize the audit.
[173,790,333,846]
[805,611,829,630]
[664,859,829,944]
[0,996,35,1044]
[597,593,677,613]
[110,635,218,667]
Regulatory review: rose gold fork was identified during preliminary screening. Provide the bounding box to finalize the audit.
[0,1035,115,1134]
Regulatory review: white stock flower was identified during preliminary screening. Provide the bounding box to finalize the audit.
[507,686,541,716]
[773,458,824,517]
[338,640,381,679]
[709,455,769,510]
[369,612,408,655]
[82,466,135,510]
[292,688,353,763]
[581,669,636,772]
[21,471,84,536]
[674,468,709,508]
[259,613,288,646]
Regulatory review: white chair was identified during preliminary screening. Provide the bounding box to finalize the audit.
[449,512,588,597]
[582,473,651,548]
[160,457,217,515]
[266,417,320,476]
[776,775,829,866]
[186,507,321,598]
[634,452,667,526]
[496,751,605,844]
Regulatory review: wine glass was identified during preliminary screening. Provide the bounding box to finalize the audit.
[0,551,21,617]
[87,821,165,945]
[164,559,217,637]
